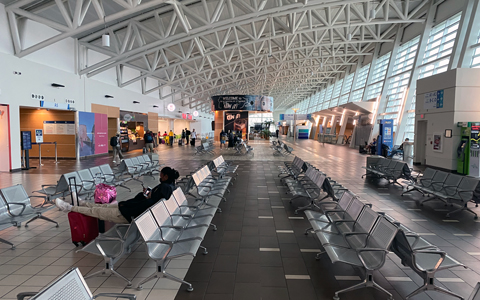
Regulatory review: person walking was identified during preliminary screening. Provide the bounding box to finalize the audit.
[110,133,123,163]
[144,130,155,153]
[181,129,186,146]
[220,130,226,149]
[191,129,197,146]
[55,167,180,223]
[228,130,234,148]
[185,128,191,145]
[168,130,174,146]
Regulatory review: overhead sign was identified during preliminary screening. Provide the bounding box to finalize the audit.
[167,103,176,112]
[35,129,43,143]
[424,90,444,110]
[211,95,273,111]
[40,101,70,110]
[279,114,312,121]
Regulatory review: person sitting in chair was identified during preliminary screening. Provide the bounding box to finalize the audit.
[366,138,377,155]
[55,167,180,223]
[389,138,409,158]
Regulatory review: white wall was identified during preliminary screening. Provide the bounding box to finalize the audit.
[0,3,213,171]
[415,69,480,170]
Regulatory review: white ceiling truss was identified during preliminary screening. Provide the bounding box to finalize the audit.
[6,0,431,112]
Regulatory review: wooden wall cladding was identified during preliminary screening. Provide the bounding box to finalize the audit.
[91,104,120,118]
[148,112,158,132]
[20,108,76,158]
[108,118,118,146]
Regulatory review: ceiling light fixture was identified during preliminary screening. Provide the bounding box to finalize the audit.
[51,83,65,88]
[104,95,114,98]
[102,16,110,47]
[133,101,140,104]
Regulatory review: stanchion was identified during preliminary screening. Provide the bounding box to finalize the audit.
[54,142,59,164]
[38,143,44,166]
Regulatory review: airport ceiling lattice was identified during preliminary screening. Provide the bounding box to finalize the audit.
[5,0,431,111]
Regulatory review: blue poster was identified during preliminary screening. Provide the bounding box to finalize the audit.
[377,119,394,155]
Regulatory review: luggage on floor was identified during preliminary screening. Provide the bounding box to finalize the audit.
[190,140,194,146]
[142,147,147,153]
[68,177,99,247]
[161,139,165,144]
[178,140,183,146]
[94,183,117,204]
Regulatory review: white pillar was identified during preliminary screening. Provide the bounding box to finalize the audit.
[337,111,349,144]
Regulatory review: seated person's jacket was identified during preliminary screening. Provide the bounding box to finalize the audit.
[118,182,174,222]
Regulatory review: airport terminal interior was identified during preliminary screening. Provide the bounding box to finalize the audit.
[4,0,480,299]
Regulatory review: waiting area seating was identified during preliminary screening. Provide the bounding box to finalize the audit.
[0,185,58,249]
[362,157,412,186]
[290,156,471,300]
[386,214,467,300]
[33,155,162,207]
[234,140,253,155]
[194,142,215,156]
[16,267,136,300]
[402,167,480,219]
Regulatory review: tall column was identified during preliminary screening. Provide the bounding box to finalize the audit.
[214,111,224,142]
[337,111,349,144]
[395,0,437,144]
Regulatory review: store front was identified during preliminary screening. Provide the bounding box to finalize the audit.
[211,95,274,142]
[119,111,149,152]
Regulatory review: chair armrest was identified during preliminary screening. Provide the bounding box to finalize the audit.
[93,293,137,300]
[4,202,27,216]
[412,250,446,272]
[16,292,38,300]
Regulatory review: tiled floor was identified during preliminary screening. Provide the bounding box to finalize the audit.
[1,138,480,299]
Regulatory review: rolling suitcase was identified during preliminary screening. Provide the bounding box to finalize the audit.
[68,177,99,247]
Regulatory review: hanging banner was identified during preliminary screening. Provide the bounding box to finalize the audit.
[224,111,249,139]
[211,95,273,111]
[78,111,108,157]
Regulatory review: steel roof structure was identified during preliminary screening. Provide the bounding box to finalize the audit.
[4,0,431,112]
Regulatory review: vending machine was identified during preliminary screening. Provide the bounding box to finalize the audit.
[469,123,480,176]
[456,122,480,175]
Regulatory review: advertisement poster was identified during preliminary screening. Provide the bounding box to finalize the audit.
[212,95,273,111]
[433,133,443,152]
[224,111,249,139]
[94,113,108,155]
[78,112,108,157]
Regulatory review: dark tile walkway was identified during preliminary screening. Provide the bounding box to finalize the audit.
[0,138,478,300]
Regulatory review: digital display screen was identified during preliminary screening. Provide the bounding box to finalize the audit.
[21,131,32,150]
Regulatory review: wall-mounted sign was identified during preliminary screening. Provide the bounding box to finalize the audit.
[40,101,70,110]
[78,112,108,157]
[279,114,312,121]
[43,121,75,135]
[211,95,273,111]
[35,129,43,143]
[167,103,176,112]
[424,90,444,110]
[193,111,199,117]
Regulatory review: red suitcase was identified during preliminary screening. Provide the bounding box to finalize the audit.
[68,177,99,247]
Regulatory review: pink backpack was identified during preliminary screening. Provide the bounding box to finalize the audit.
[94,183,117,204]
